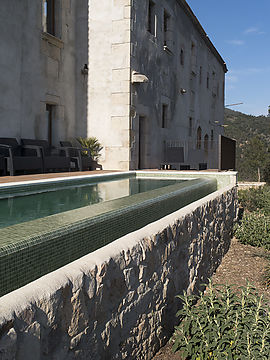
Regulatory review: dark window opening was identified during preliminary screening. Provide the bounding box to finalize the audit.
[196,126,202,149]
[189,117,192,137]
[211,130,214,149]
[191,42,197,72]
[162,104,168,128]
[204,134,209,153]
[163,11,170,46]
[199,66,202,84]
[43,0,55,36]
[46,104,54,146]
[207,72,209,89]
[148,0,155,35]
[180,48,184,66]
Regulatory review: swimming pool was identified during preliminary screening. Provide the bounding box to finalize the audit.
[0,172,217,296]
[0,176,184,229]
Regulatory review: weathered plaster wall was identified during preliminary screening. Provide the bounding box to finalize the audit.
[0,185,237,360]
[0,0,88,144]
[88,0,132,170]
[130,0,226,170]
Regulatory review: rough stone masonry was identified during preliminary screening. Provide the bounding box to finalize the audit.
[0,186,237,360]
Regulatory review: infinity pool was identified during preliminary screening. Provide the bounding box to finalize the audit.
[0,177,183,229]
[0,172,217,297]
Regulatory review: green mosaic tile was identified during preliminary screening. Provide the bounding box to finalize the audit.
[0,175,217,297]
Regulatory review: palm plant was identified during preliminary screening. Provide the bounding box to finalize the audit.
[76,137,103,161]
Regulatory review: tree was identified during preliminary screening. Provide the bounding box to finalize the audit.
[238,136,268,181]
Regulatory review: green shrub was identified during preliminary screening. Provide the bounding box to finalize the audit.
[263,162,270,184]
[234,212,270,249]
[172,281,270,359]
[76,136,103,161]
[238,186,270,215]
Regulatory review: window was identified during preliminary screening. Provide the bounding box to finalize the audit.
[189,117,192,137]
[207,72,209,89]
[180,48,184,66]
[204,134,209,153]
[199,66,202,84]
[162,104,168,128]
[191,43,196,71]
[46,104,54,146]
[196,127,202,149]
[163,11,170,46]
[148,0,156,36]
[43,0,56,36]
[211,130,214,149]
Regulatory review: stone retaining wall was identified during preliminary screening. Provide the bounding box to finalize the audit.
[0,186,237,360]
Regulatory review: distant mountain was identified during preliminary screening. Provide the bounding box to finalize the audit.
[224,108,270,181]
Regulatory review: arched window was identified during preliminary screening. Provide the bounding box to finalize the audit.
[204,134,209,153]
[196,127,202,149]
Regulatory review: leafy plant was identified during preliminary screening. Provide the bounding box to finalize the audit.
[234,212,270,249]
[76,137,103,161]
[172,281,270,359]
[263,162,270,185]
[238,186,270,215]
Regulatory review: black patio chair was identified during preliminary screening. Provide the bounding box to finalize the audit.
[21,139,71,173]
[60,141,102,171]
[0,138,43,176]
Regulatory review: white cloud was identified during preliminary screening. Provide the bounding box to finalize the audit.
[244,27,265,35]
[226,40,245,46]
[244,27,259,34]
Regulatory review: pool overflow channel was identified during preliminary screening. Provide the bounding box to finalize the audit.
[0,172,217,296]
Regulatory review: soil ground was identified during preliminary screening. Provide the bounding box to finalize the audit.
[152,238,270,360]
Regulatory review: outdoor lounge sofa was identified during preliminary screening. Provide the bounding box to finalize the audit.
[60,141,102,171]
[0,138,43,176]
[21,139,71,173]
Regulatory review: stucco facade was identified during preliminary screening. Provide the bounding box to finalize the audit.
[88,0,227,170]
[0,0,88,145]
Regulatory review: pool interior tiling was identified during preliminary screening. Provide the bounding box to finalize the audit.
[0,171,219,297]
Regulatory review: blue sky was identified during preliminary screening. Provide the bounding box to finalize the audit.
[187,0,270,116]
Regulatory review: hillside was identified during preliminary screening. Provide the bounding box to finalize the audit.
[224,108,270,145]
[224,108,270,181]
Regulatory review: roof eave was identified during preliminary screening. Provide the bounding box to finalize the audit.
[177,0,228,73]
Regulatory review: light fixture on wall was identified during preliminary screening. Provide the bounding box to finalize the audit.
[81,64,88,75]
[131,71,149,84]
[180,88,187,94]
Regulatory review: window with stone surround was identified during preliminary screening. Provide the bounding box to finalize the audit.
[163,11,170,46]
[43,0,56,36]
[148,0,156,36]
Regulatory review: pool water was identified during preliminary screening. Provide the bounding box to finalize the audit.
[0,178,184,229]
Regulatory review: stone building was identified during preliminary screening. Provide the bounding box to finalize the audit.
[0,0,88,145]
[88,0,228,170]
[0,0,227,171]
